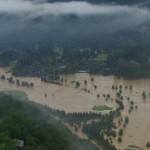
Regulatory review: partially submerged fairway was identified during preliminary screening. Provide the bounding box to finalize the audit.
[92,105,112,111]
[125,145,143,150]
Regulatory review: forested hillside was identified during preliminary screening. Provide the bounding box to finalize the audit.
[0,92,99,150]
[0,0,150,78]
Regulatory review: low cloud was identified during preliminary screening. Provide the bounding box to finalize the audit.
[0,0,150,48]
[0,0,149,18]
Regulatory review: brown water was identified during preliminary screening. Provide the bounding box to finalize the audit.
[0,67,150,150]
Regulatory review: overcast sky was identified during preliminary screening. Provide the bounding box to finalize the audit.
[0,0,149,17]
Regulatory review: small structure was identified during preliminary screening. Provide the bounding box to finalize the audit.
[14,139,24,148]
[78,70,89,73]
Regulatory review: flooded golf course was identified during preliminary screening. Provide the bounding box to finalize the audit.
[0,67,150,150]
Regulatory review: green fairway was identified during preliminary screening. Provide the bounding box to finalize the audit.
[92,105,112,111]
[95,54,108,61]
[125,145,143,150]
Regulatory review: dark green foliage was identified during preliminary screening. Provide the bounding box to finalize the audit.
[142,91,147,99]
[146,142,150,148]
[3,42,149,79]
[82,110,120,150]
[0,75,5,80]
[118,129,123,136]
[125,116,129,124]
[0,93,100,150]
[118,137,122,143]
[0,95,71,150]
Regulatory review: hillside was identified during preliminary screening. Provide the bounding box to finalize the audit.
[0,0,150,78]
[0,92,99,150]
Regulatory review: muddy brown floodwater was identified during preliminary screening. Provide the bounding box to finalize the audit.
[0,67,150,150]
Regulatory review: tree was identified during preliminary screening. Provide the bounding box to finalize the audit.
[30,83,34,87]
[130,101,134,105]
[146,142,150,147]
[118,129,123,136]
[94,85,97,89]
[16,79,20,86]
[97,94,100,98]
[125,116,129,124]
[118,137,122,143]
[119,85,122,89]
[112,85,114,90]
[84,80,87,85]
[75,81,80,88]
[142,91,146,99]
[91,77,94,82]
[129,85,132,90]
[1,74,5,80]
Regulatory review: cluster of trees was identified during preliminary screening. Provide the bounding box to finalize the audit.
[38,105,102,124]
[0,74,34,87]
[34,103,123,149]
[82,110,121,150]
[63,112,102,124]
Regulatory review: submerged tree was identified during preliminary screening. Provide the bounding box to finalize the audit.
[146,142,150,148]
[118,137,122,143]
[142,91,146,99]
[84,80,87,85]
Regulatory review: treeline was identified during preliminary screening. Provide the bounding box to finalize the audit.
[1,41,150,79]
[41,106,102,123]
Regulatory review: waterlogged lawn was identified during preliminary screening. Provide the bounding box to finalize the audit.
[125,145,143,150]
[92,105,112,111]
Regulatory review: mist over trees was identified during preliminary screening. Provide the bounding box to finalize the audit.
[0,0,150,78]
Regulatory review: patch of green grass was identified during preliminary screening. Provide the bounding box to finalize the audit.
[92,105,112,111]
[95,53,108,61]
[125,145,143,150]
[2,90,28,101]
[9,60,17,69]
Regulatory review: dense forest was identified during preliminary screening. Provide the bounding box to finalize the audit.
[1,42,149,79]
[0,92,99,150]
[0,0,150,78]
